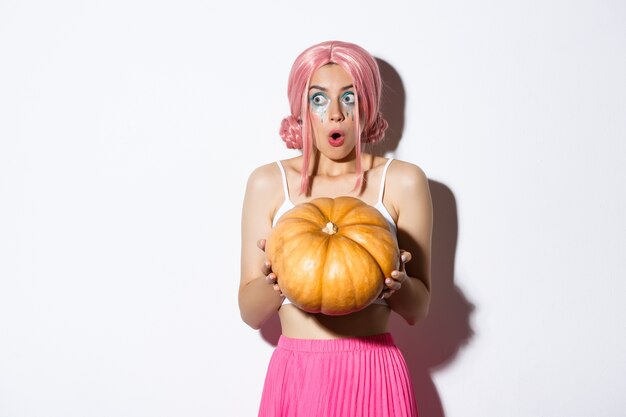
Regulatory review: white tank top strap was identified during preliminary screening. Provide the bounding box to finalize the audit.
[273,161,295,227]
[276,160,290,200]
[377,158,394,204]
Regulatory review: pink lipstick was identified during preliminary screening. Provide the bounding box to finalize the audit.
[328,129,345,147]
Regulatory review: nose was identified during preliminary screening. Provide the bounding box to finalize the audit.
[328,99,345,123]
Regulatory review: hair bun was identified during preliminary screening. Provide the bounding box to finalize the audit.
[279,115,303,149]
[363,112,388,144]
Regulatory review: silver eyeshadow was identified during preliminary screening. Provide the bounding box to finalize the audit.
[309,91,355,123]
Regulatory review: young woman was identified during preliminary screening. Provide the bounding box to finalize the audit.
[239,40,433,417]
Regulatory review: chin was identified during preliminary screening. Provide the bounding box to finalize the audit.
[323,148,357,162]
[314,140,356,158]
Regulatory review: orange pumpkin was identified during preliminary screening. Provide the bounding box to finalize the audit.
[266,196,399,315]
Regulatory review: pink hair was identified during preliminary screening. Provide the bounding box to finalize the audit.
[278,40,388,195]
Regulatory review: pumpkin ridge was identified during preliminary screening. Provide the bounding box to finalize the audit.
[310,200,335,223]
[323,235,358,313]
[309,235,332,301]
[342,239,358,312]
[283,233,330,311]
[315,236,331,313]
[334,234,383,308]
[340,224,398,280]
[327,198,359,226]
[338,222,392,232]
[337,234,385,282]
[282,231,318,261]
[277,216,322,230]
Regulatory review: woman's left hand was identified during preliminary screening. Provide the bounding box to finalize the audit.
[380,250,412,299]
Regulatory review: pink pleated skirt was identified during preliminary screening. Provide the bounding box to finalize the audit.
[258,333,418,417]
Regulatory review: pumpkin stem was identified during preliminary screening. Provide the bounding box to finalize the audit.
[322,221,338,235]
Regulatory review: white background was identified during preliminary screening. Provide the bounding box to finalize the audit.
[1,1,625,416]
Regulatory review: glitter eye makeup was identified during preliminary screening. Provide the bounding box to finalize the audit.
[309,90,356,123]
[341,91,356,121]
[341,92,356,106]
[310,92,330,123]
[310,92,329,107]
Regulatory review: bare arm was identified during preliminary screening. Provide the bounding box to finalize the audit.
[385,162,433,325]
[238,164,284,329]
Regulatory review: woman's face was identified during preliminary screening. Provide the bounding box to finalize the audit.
[308,64,358,160]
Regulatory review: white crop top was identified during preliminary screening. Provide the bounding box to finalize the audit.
[272,158,397,230]
[272,158,397,308]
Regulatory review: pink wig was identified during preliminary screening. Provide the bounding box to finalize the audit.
[279,40,388,195]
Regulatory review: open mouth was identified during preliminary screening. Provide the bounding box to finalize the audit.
[328,130,345,147]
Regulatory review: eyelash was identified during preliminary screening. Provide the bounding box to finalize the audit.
[309,92,356,106]
[310,93,328,106]
[341,92,355,105]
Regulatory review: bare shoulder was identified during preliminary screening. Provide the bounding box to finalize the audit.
[243,161,286,218]
[388,159,429,192]
[246,162,281,191]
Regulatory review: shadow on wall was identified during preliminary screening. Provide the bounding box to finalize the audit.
[389,180,474,417]
[365,58,405,156]
[259,58,475,417]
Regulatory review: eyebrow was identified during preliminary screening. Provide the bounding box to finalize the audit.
[309,84,354,91]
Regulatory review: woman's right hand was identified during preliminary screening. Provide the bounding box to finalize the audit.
[257,239,283,296]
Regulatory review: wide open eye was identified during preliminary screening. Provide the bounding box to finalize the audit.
[341,92,356,105]
[310,93,329,107]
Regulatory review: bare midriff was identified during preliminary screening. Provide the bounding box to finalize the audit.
[278,303,391,339]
